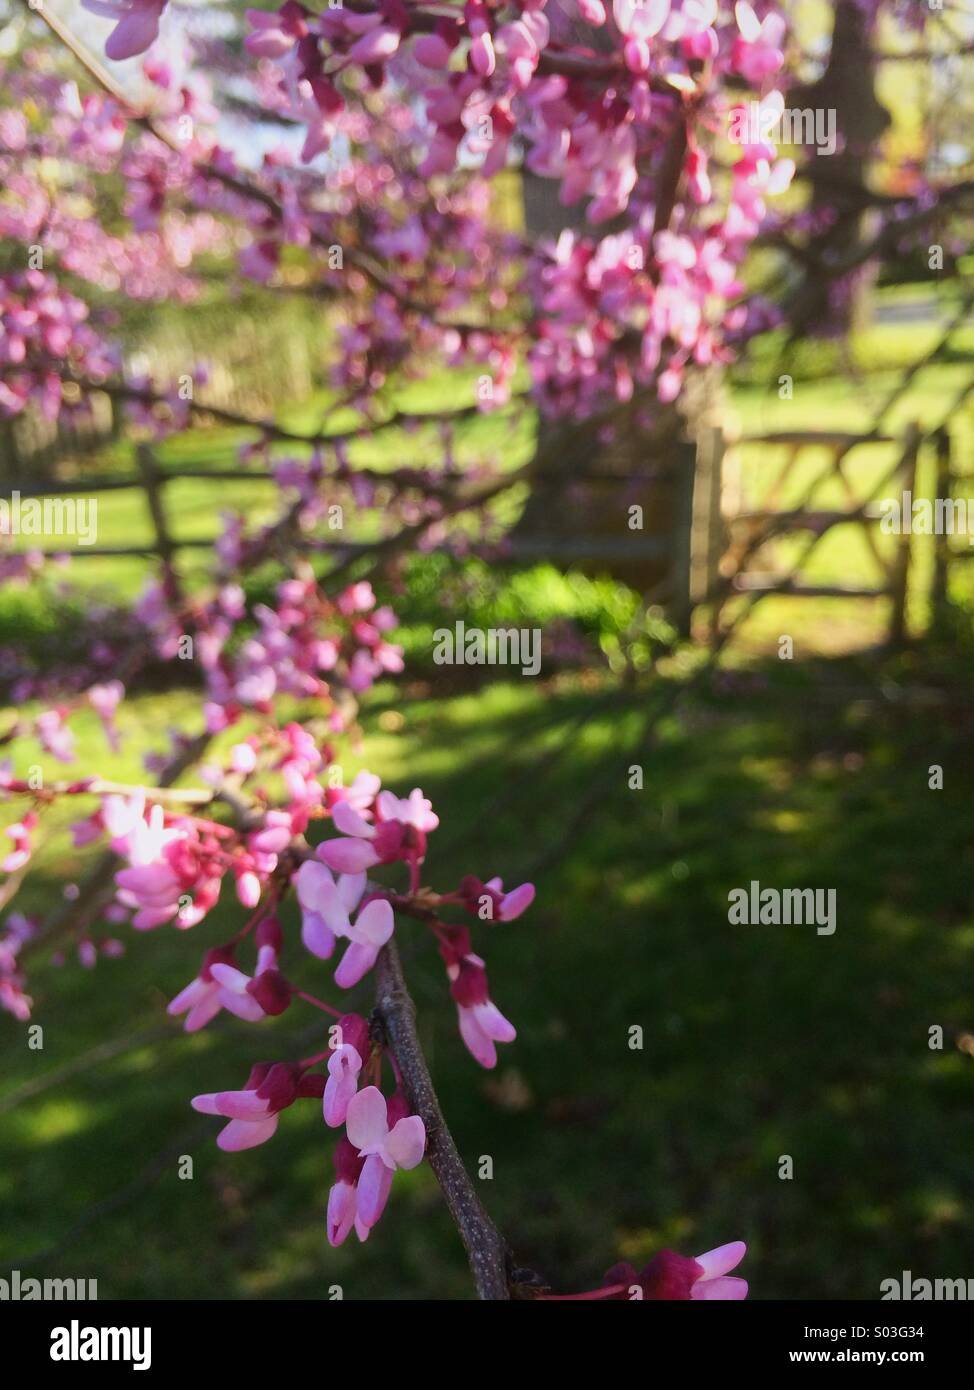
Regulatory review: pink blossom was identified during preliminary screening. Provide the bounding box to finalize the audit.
[294,859,365,960]
[168,945,265,1031]
[324,768,381,816]
[114,805,224,929]
[2,811,38,874]
[88,680,124,751]
[244,6,305,60]
[327,1137,367,1245]
[167,945,263,1034]
[192,1061,323,1152]
[323,1013,371,1127]
[208,916,291,1017]
[469,32,496,78]
[229,741,258,775]
[450,953,516,1069]
[345,1086,426,1229]
[82,1,168,62]
[690,1241,749,1299]
[0,912,36,1021]
[613,0,670,41]
[732,2,786,82]
[333,896,395,988]
[35,708,76,764]
[347,26,401,67]
[603,1241,748,1299]
[459,875,536,921]
[294,859,394,986]
[317,787,438,875]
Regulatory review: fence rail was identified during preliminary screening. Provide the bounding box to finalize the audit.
[709,415,971,646]
[4,410,971,652]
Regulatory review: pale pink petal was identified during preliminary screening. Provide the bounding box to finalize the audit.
[105,8,162,62]
[458,1006,497,1068]
[294,859,335,910]
[500,883,535,919]
[474,1000,516,1043]
[345,1085,388,1153]
[184,992,223,1032]
[385,1115,426,1170]
[734,0,760,41]
[209,962,251,994]
[332,801,374,838]
[327,1179,357,1247]
[132,906,176,930]
[334,940,378,989]
[167,977,208,1014]
[352,898,394,948]
[314,878,352,936]
[375,791,400,821]
[218,990,265,1022]
[189,1092,223,1115]
[317,839,380,874]
[337,871,367,914]
[198,1088,270,1119]
[301,911,336,960]
[694,1240,746,1280]
[216,1114,279,1151]
[323,1046,362,1127]
[691,1276,749,1300]
[356,1152,394,1228]
[116,864,178,897]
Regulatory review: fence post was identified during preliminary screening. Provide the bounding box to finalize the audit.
[930,426,952,633]
[135,443,183,607]
[887,422,921,647]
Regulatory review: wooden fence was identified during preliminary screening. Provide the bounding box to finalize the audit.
[5,417,970,651]
[696,414,972,648]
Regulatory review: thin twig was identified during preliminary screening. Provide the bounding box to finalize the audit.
[374,938,511,1300]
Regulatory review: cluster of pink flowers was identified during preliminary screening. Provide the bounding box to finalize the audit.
[1,809,38,875]
[132,573,403,728]
[0,911,36,1021]
[170,893,428,1242]
[0,271,117,418]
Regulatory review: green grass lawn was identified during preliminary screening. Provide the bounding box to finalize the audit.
[1,658,972,1299]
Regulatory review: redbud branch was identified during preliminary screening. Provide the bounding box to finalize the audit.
[20,0,491,334]
[374,938,512,1300]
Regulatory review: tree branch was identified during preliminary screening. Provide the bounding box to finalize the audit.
[373,938,511,1300]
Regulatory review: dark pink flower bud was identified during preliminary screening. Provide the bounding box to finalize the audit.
[332,1135,365,1184]
[449,957,489,1009]
[297,1072,326,1100]
[248,968,292,1016]
[256,914,284,953]
[244,1061,275,1092]
[606,1251,704,1300]
[200,944,238,981]
[385,1091,412,1128]
[255,1061,301,1112]
[333,1012,371,1065]
[437,922,473,967]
